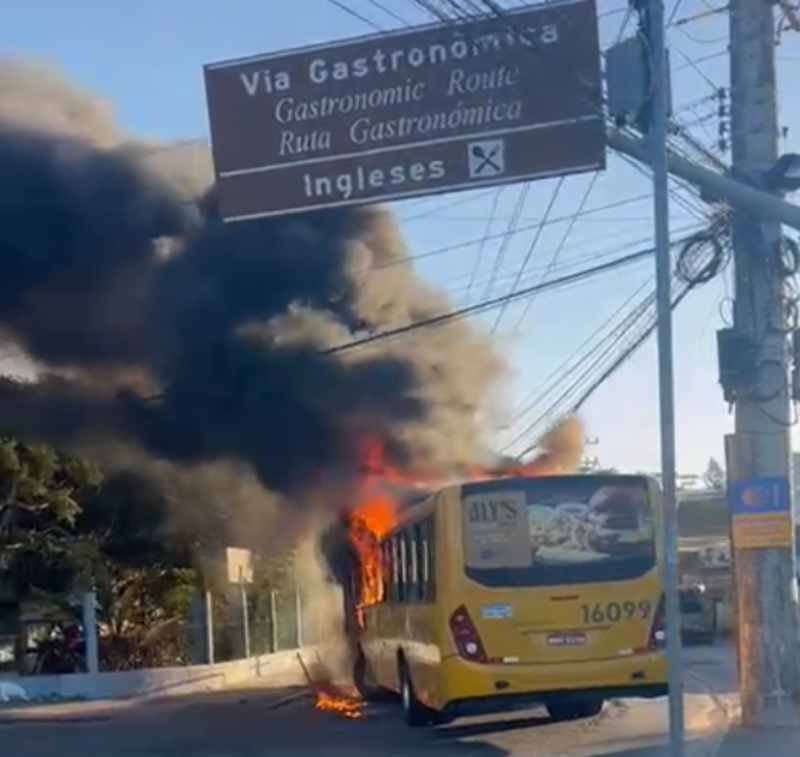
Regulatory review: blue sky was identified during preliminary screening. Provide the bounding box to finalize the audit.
[2,0,800,474]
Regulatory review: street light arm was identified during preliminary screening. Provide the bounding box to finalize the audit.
[608,129,800,232]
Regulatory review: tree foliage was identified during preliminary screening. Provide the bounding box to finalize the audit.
[702,457,726,490]
[0,436,198,666]
[1,435,298,670]
[97,567,195,670]
[0,437,102,606]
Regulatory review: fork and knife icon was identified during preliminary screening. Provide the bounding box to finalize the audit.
[470,143,503,174]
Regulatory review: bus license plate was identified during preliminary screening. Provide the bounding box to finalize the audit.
[546,632,586,647]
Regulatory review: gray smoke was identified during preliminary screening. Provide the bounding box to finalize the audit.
[0,59,505,540]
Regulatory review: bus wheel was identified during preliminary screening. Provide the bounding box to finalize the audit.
[353,649,369,696]
[353,649,383,702]
[399,662,430,728]
[546,699,604,722]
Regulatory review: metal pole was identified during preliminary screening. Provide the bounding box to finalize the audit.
[646,3,684,754]
[295,584,304,648]
[204,589,215,665]
[239,569,251,659]
[269,589,279,653]
[728,0,800,728]
[81,591,100,677]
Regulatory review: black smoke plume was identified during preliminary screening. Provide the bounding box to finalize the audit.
[0,59,507,541]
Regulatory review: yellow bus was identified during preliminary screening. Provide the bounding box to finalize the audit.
[352,473,667,726]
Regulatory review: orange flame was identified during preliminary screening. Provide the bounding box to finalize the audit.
[347,439,416,626]
[318,417,583,721]
[346,417,583,625]
[314,689,363,719]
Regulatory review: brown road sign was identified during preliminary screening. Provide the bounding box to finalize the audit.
[204,0,604,221]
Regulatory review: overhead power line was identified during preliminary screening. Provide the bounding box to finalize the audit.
[323,247,655,356]
[138,246,656,406]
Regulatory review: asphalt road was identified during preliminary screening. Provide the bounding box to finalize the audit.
[0,645,736,757]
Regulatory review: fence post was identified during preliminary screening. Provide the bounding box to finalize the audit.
[204,589,215,664]
[81,591,100,677]
[239,569,250,659]
[295,585,303,648]
[269,589,278,652]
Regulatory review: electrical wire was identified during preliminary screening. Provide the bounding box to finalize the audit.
[501,217,731,452]
[321,246,659,354]
[507,171,603,337]
[136,245,660,406]
[510,277,654,428]
[508,274,692,457]
[321,0,737,447]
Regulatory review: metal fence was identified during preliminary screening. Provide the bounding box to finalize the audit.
[202,583,335,665]
[4,579,339,676]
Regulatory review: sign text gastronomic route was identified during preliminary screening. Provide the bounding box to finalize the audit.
[204,0,604,221]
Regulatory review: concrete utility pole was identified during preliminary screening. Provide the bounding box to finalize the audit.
[727,0,800,728]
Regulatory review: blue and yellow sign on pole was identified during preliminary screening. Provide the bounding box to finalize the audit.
[728,475,794,549]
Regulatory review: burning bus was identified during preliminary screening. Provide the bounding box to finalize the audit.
[343,472,667,727]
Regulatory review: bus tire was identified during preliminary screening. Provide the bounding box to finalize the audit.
[546,699,604,722]
[353,648,383,702]
[399,661,430,728]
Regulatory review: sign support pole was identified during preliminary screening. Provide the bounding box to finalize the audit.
[239,567,251,659]
[642,2,684,754]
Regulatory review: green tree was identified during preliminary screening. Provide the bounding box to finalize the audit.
[702,457,726,490]
[0,437,102,608]
[0,436,295,670]
[78,470,197,670]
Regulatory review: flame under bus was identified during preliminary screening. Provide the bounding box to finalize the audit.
[353,474,668,727]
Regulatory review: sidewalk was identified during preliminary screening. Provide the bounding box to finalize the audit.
[713,725,800,756]
[684,643,800,756]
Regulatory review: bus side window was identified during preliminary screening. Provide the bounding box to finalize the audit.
[390,535,401,603]
[408,525,421,603]
[416,519,428,603]
[398,531,409,603]
[423,517,436,602]
[380,540,391,604]
[418,521,428,603]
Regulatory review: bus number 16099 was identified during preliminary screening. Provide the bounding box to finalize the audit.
[580,600,652,625]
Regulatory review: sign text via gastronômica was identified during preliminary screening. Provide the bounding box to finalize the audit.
[204,0,604,220]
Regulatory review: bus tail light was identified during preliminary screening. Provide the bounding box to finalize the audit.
[449,605,488,662]
[648,594,667,649]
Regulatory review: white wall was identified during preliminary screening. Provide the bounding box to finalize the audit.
[1,647,315,703]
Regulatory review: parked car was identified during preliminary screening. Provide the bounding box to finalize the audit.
[680,585,716,645]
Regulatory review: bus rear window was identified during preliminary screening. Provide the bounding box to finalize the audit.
[461,475,656,588]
